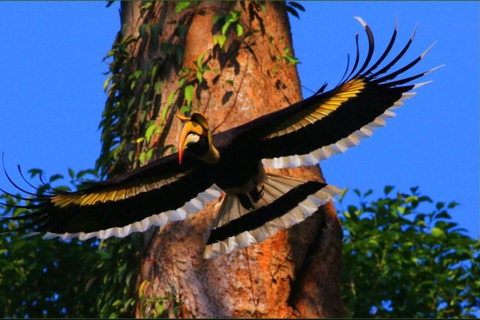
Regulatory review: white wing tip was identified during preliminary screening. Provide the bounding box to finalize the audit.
[413,80,433,89]
[325,185,342,197]
[410,23,419,40]
[354,16,368,28]
[20,232,41,239]
[421,41,437,59]
[425,64,445,75]
[42,232,59,240]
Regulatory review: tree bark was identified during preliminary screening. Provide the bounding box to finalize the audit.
[118,2,344,318]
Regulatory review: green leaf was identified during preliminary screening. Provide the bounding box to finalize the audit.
[145,124,157,143]
[364,189,373,197]
[167,90,176,106]
[150,23,161,39]
[146,148,154,161]
[139,24,148,40]
[339,187,348,202]
[261,4,266,14]
[368,239,379,248]
[195,52,206,68]
[175,1,193,13]
[49,174,64,182]
[353,189,361,197]
[384,185,394,195]
[28,168,43,178]
[103,75,112,92]
[138,152,147,163]
[196,71,203,84]
[212,14,223,25]
[419,195,433,203]
[447,201,459,209]
[180,105,191,115]
[112,299,123,307]
[405,195,418,203]
[236,24,244,37]
[161,104,171,121]
[132,70,143,79]
[140,2,152,10]
[175,45,184,65]
[213,34,227,48]
[436,202,445,210]
[226,10,240,23]
[221,21,231,36]
[154,81,163,94]
[184,85,194,106]
[436,211,451,220]
[179,77,186,87]
[431,227,446,238]
[177,25,189,41]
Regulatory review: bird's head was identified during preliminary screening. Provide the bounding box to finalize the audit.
[177,112,219,165]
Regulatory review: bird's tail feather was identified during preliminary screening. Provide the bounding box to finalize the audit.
[204,173,340,259]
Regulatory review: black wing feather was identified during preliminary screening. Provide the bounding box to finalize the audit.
[2,151,217,239]
[212,18,439,169]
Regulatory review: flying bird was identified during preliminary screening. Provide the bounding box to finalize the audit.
[1,18,440,259]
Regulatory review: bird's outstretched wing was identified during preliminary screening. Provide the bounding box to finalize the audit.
[2,153,221,240]
[217,17,441,169]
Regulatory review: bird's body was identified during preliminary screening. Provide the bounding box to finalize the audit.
[1,17,441,258]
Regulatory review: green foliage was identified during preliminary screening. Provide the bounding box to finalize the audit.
[99,30,140,177]
[339,187,480,318]
[174,1,197,13]
[276,47,300,66]
[272,46,300,77]
[99,3,203,175]
[2,168,478,318]
[212,10,244,49]
[0,169,141,318]
[137,280,183,318]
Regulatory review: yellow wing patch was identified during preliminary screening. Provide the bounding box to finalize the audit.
[50,176,184,208]
[51,189,126,208]
[266,79,366,139]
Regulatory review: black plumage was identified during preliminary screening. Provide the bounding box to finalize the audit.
[1,18,440,258]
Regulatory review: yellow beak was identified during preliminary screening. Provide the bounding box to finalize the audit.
[178,121,204,164]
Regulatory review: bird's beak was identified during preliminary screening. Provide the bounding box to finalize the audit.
[178,121,203,165]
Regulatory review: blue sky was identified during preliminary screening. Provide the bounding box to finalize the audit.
[0,2,478,239]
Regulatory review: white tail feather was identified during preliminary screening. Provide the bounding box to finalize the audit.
[204,174,341,259]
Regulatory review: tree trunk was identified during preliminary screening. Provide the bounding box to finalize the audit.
[117,2,344,317]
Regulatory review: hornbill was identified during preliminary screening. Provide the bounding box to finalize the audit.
[1,18,440,259]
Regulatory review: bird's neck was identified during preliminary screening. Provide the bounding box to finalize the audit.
[199,143,220,164]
